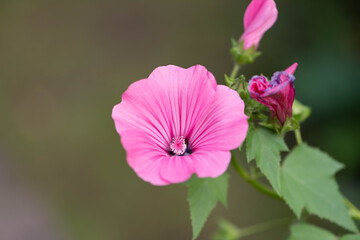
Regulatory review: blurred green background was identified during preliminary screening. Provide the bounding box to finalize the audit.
[0,0,359,239]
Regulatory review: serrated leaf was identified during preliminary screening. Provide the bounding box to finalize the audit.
[287,223,336,240]
[246,127,288,193]
[187,173,229,240]
[280,144,358,232]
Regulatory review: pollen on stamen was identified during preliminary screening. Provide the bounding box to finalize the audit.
[170,136,187,156]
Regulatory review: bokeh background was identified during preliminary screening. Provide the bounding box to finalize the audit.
[0,0,359,239]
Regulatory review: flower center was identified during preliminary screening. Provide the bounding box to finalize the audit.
[170,136,187,156]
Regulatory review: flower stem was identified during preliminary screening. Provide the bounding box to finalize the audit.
[344,198,360,221]
[294,129,302,145]
[230,64,241,79]
[238,216,293,238]
[231,154,282,201]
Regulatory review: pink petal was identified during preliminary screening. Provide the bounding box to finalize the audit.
[147,65,217,138]
[149,65,217,91]
[159,156,194,184]
[191,150,231,178]
[135,157,169,186]
[260,82,295,124]
[189,85,248,151]
[285,62,298,75]
[120,130,169,185]
[112,79,171,150]
[241,0,278,49]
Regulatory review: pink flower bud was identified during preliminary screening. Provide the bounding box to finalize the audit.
[248,63,298,124]
[240,0,278,50]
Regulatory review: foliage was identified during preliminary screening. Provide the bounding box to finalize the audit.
[288,223,360,240]
[280,144,357,232]
[186,173,229,240]
[246,127,288,193]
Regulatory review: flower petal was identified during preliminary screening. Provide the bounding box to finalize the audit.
[191,150,231,178]
[120,130,170,185]
[112,79,172,150]
[147,65,217,138]
[261,81,295,124]
[189,85,248,151]
[136,157,169,186]
[241,0,278,49]
[285,62,298,75]
[159,156,194,184]
[148,64,217,91]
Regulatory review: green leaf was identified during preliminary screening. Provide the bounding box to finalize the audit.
[280,144,358,232]
[287,223,336,240]
[340,234,360,240]
[288,223,360,240]
[246,127,288,193]
[187,173,230,240]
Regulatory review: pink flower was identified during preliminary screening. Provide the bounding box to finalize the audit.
[248,63,298,124]
[112,65,248,185]
[240,0,278,50]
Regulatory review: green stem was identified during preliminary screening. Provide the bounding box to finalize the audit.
[230,64,241,79]
[238,216,292,238]
[231,155,282,201]
[344,198,360,221]
[294,129,303,145]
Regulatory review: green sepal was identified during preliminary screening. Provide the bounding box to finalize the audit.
[225,74,249,102]
[230,39,261,65]
[238,74,246,83]
[224,74,235,87]
[292,99,311,123]
[212,219,240,240]
[237,75,249,98]
[280,117,300,134]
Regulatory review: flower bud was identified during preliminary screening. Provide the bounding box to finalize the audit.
[248,63,297,124]
[240,0,278,50]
